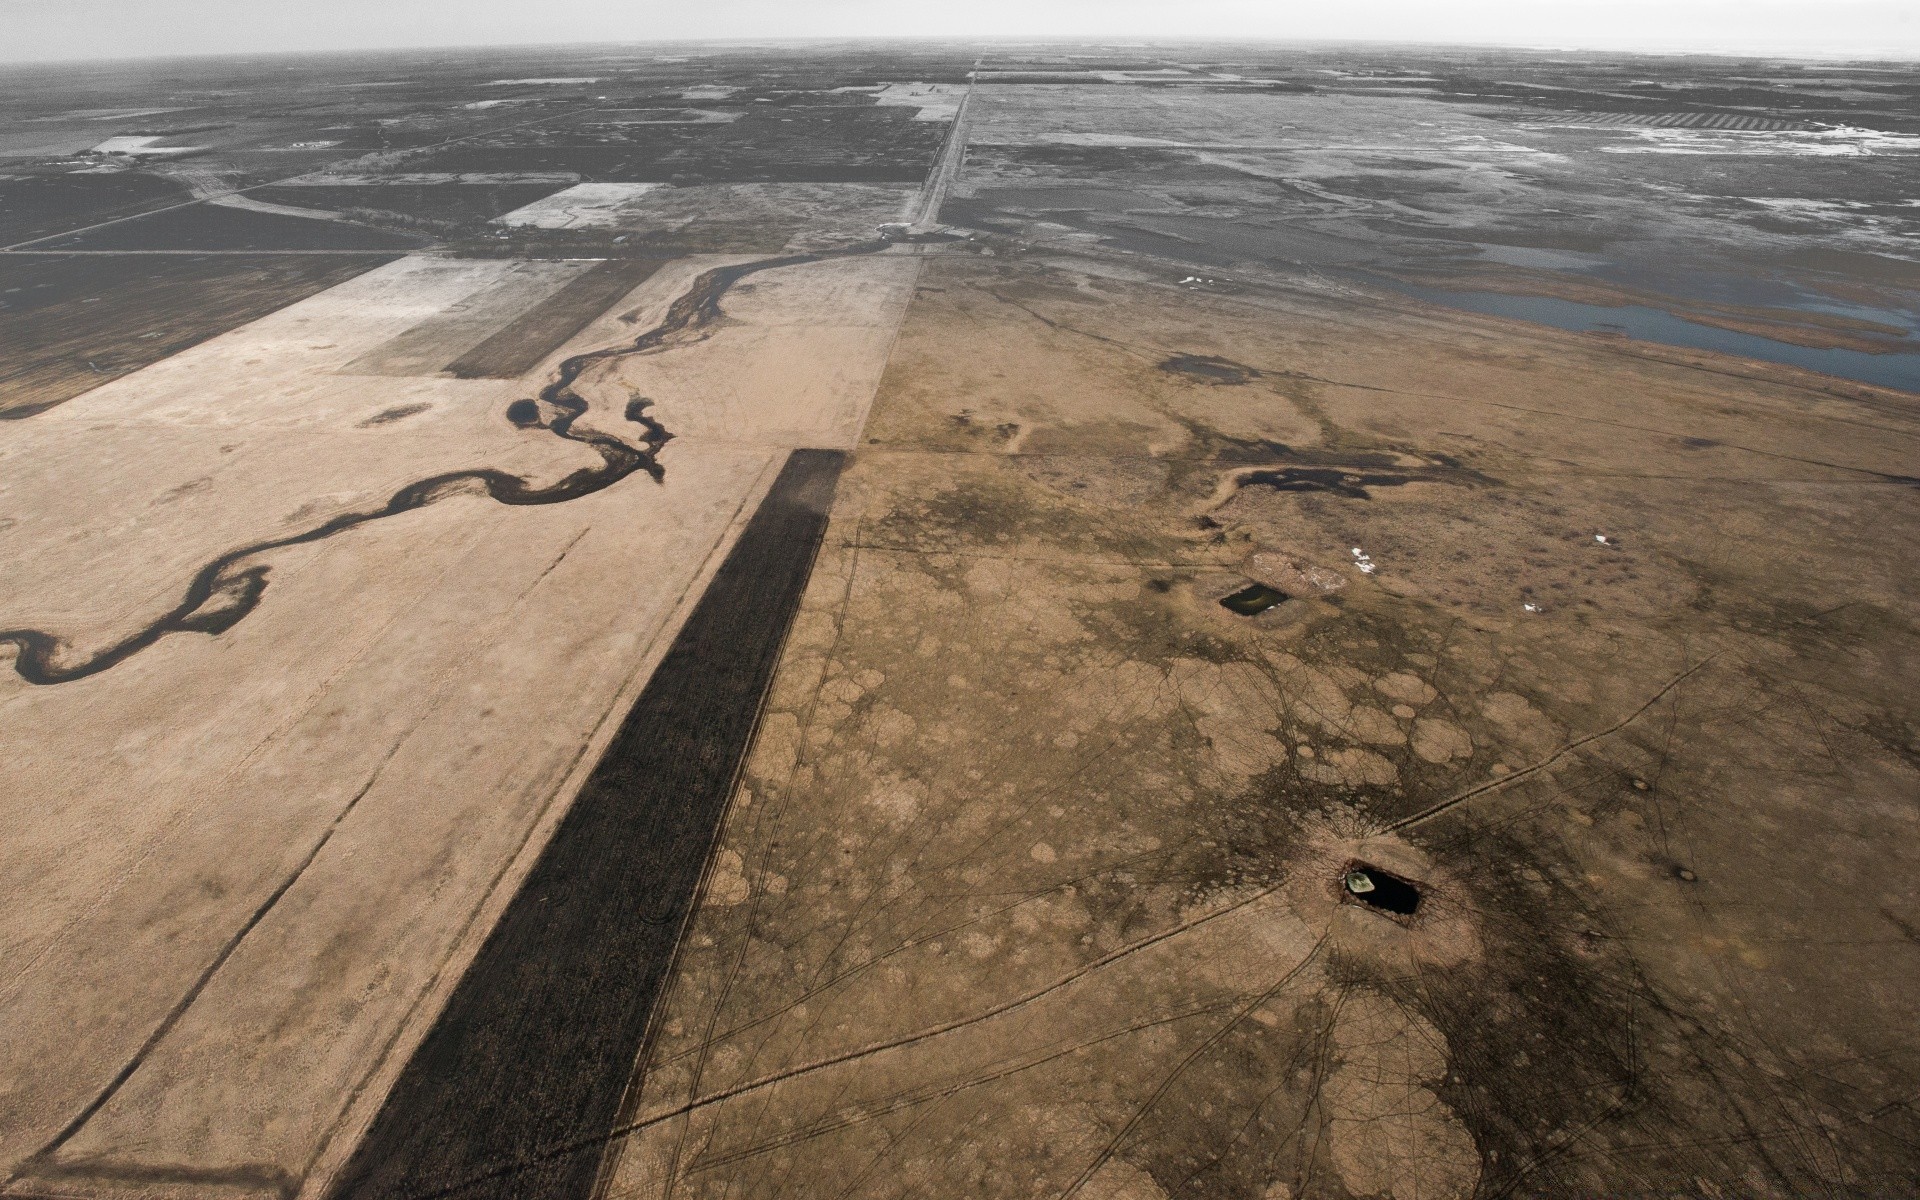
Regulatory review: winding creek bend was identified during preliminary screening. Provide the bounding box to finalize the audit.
[0,241,888,686]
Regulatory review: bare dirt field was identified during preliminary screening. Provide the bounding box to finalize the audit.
[0,240,924,1198]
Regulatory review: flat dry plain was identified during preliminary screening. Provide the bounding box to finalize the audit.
[591,242,1919,1197]
[604,255,1920,1200]
[1,43,1917,1200]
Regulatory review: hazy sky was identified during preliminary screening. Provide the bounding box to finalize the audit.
[3,0,1915,63]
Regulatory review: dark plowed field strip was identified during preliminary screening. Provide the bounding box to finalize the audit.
[443,258,665,379]
[340,264,588,378]
[30,203,428,252]
[0,253,399,418]
[327,448,847,1200]
[0,174,193,246]
[248,182,570,226]
[1542,110,1818,131]
[413,145,940,184]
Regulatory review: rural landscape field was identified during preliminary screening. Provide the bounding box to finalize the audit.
[1,37,1917,1200]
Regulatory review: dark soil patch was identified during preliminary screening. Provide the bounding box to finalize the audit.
[0,253,398,418]
[1160,353,1259,385]
[248,183,569,230]
[358,403,432,427]
[1237,466,1415,499]
[982,143,1191,172]
[408,107,944,185]
[34,203,427,252]
[443,259,665,379]
[415,145,938,185]
[0,172,192,246]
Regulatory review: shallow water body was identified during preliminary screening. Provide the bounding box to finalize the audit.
[1568,256,1920,339]
[959,188,1920,393]
[1375,278,1920,394]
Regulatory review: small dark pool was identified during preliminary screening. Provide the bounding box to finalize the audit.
[1221,582,1288,615]
[1344,863,1422,916]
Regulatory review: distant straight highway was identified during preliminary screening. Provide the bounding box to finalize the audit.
[910,63,978,232]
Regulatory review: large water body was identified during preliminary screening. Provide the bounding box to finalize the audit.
[959,187,1920,395]
[1426,244,1920,392]
[1373,278,1920,394]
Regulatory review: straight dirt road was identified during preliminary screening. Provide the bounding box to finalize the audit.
[909,63,977,231]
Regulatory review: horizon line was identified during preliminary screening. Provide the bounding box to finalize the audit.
[4,33,1918,70]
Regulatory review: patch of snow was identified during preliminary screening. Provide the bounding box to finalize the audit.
[1603,124,1920,157]
[869,82,967,122]
[90,135,204,158]
[493,182,664,229]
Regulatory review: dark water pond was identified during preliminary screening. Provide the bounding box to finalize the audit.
[1345,864,1422,916]
[1220,582,1288,615]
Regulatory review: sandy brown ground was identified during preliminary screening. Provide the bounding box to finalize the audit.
[0,242,920,1197]
[606,252,1920,1199]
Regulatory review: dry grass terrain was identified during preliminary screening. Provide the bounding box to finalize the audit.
[608,253,1920,1200]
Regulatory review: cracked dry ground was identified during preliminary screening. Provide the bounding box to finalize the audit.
[604,256,1920,1199]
